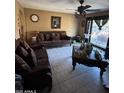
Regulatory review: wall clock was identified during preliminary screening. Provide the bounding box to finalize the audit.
[30,14,39,22]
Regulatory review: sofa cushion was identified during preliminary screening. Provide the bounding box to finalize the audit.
[37,58,49,65]
[45,34,51,41]
[51,33,56,40]
[38,33,45,41]
[55,33,60,40]
[32,59,51,73]
[51,33,60,40]
[29,48,37,66]
[15,54,32,75]
[34,48,48,59]
[61,32,66,39]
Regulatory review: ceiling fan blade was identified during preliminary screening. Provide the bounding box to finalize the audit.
[84,5,91,9]
[85,9,101,11]
[65,9,76,10]
[79,0,84,5]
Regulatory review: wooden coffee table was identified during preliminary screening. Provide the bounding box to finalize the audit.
[72,46,109,77]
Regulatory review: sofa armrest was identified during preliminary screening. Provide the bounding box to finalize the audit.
[30,43,45,50]
[65,36,71,40]
[61,35,71,40]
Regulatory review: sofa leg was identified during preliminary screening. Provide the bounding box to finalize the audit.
[48,77,52,92]
[72,60,76,70]
[48,87,52,92]
[70,43,71,46]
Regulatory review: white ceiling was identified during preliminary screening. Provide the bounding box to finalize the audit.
[17,0,109,14]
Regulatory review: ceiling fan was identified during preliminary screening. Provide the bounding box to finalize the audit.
[76,0,100,15]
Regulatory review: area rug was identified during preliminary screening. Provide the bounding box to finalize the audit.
[47,46,109,93]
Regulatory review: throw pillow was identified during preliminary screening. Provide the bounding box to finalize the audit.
[16,46,36,69]
[20,40,31,50]
[16,46,29,59]
[39,33,44,41]
[15,54,32,75]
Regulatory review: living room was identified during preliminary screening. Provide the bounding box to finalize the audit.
[2,0,124,93]
[15,0,109,93]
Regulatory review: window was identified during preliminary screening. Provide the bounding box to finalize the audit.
[90,19,109,49]
[85,17,109,49]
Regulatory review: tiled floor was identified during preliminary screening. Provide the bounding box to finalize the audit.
[47,46,109,93]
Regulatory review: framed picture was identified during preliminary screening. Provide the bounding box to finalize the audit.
[51,16,61,29]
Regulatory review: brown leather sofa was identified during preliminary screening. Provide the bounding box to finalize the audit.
[15,39,52,92]
[36,31,71,47]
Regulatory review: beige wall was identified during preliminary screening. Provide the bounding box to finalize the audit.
[15,1,108,40]
[15,0,26,39]
[24,8,78,37]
